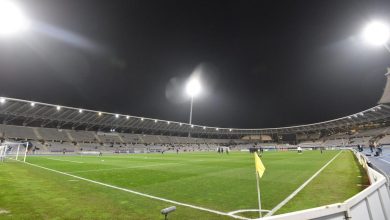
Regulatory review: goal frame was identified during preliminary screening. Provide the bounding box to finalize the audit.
[0,141,30,162]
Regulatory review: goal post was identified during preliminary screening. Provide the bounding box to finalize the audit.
[0,145,6,162]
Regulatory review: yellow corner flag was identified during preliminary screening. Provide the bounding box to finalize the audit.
[254,152,265,178]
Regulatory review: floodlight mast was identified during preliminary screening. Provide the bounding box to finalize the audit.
[186,78,201,136]
[189,95,194,125]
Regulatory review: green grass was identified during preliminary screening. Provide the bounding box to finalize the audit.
[0,150,367,219]
[276,150,369,214]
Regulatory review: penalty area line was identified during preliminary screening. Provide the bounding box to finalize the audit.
[21,161,250,220]
[264,150,343,217]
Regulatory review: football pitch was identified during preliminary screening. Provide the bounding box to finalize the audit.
[0,150,368,219]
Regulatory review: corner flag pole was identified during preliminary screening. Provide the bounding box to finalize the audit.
[254,152,265,218]
[256,169,262,218]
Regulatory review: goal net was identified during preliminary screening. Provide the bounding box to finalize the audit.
[0,141,30,162]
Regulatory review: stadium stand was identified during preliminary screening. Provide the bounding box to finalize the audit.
[67,130,98,142]
[378,134,390,144]
[37,127,70,142]
[322,138,347,147]
[0,124,37,140]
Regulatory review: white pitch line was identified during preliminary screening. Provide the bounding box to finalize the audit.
[21,161,249,220]
[68,163,179,174]
[46,158,84,164]
[379,158,390,165]
[228,209,270,215]
[264,150,343,217]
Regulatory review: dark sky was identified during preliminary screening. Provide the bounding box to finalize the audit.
[1,0,390,128]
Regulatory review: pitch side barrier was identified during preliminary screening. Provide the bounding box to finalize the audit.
[258,150,390,220]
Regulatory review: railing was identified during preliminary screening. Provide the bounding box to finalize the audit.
[259,150,390,220]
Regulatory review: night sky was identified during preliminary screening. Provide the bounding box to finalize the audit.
[1,0,390,128]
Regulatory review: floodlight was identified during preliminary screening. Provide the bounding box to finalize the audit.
[0,1,30,36]
[98,112,102,116]
[186,78,201,97]
[56,106,61,111]
[115,114,119,118]
[363,21,390,46]
[0,97,6,103]
[79,109,83,113]
[30,102,35,107]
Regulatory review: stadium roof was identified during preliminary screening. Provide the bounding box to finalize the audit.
[0,71,389,138]
[1,90,390,138]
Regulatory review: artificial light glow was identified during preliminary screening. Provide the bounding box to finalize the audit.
[216,128,219,131]
[179,123,182,126]
[191,125,194,128]
[154,119,157,123]
[186,78,201,97]
[126,115,130,119]
[363,21,390,46]
[98,112,102,116]
[30,102,35,107]
[229,129,232,132]
[167,121,170,124]
[141,118,144,121]
[115,114,119,118]
[0,1,30,36]
[79,109,83,113]
[203,126,206,130]
[0,97,5,103]
[56,106,61,111]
